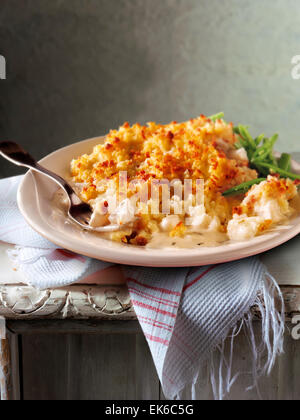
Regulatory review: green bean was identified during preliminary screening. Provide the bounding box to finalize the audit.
[222,178,267,197]
[254,134,265,146]
[254,164,270,176]
[208,112,225,122]
[237,137,249,150]
[278,153,292,172]
[251,134,278,163]
[268,152,278,167]
[257,162,300,180]
[267,135,279,162]
[238,125,257,150]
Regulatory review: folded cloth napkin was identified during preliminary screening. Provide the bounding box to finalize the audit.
[0,176,285,400]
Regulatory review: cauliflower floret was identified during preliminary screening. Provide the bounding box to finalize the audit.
[188,205,212,229]
[254,199,286,223]
[160,215,181,232]
[227,216,263,241]
[243,176,296,220]
[109,198,136,226]
[228,176,297,241]
[187,204,221,231]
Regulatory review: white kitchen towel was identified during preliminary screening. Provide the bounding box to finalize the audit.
[0,175,285,400]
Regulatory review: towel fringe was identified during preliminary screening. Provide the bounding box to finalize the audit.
[209,271,285,400]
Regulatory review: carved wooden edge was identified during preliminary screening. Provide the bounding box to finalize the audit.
[0,284,299,321]
[0,284,136,320]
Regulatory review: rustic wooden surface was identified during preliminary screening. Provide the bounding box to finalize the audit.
[20,331,160,400]
[1,321,297,401]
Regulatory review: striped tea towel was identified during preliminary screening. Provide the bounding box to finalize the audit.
[0,176,285,400]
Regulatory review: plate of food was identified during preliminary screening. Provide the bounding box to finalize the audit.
[16,113,300,266]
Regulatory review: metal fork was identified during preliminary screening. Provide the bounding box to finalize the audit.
[0,141,120,232]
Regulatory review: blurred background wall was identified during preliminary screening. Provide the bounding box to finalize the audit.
[1,0,300,177]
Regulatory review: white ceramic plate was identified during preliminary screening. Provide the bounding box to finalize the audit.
[17,138,300,267]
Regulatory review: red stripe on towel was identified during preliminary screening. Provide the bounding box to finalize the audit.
[139,318,173,333]
[138,315,173,330]
[144,333,169,346]
[131,300,177,318]
[163,373,175,385]
[56,249,86,263]
[183,265,217,292]
[128,286,179,308]
[127,278,181,297]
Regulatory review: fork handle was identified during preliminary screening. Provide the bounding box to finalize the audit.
[0,141,81,205]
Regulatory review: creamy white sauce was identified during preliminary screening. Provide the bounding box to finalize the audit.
[52,189,69,212]
[147,231,228,249]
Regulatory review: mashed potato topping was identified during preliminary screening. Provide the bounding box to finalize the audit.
[70,116,298,246]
